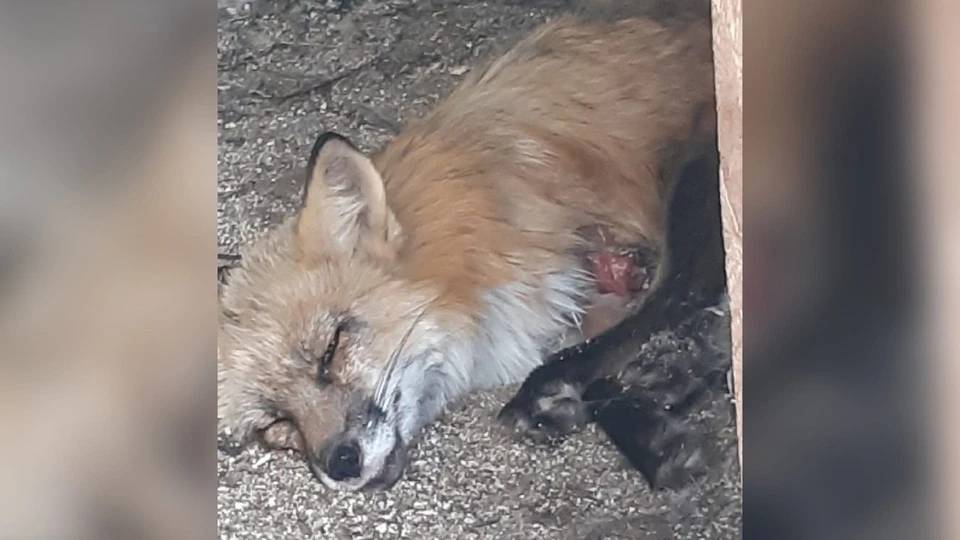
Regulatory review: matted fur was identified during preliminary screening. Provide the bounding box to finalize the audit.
[219,14,716,490]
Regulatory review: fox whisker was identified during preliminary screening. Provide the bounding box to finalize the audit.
[373,307,427,410]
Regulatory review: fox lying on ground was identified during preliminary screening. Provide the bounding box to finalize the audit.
[218,11,717,491]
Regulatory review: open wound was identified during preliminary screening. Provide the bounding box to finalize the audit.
[576,225,659,339]
[580,225,658,297]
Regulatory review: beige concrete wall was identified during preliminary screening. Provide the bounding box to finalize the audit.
[710,0,743,475]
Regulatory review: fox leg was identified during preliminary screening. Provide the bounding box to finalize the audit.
[495,241,658,441]
[497,278,729,488]
[259,419,305,454]
[582,303,731,490]
[497,271,692,443]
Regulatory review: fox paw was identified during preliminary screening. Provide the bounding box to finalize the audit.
[260,420,305,454]
[498,371,587,443]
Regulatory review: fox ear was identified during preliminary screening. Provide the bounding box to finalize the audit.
[296,132,402,259]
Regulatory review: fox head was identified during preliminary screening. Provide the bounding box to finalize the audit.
[218,133,452,491]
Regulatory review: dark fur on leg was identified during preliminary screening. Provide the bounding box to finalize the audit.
[499,143,731,489]
[585,300,731,489]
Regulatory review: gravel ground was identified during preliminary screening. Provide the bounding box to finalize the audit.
[217,1,742,538]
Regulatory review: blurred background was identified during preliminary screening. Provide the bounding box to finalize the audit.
[747,1,956,539]
[0,1,214,539]
[0,0,956,539]
[745,0,924,537]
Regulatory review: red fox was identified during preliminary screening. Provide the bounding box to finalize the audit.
[218,13,716,491]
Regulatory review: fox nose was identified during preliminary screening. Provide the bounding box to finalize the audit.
[326,441,362,481]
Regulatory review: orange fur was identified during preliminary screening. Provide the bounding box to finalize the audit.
[374,16,716,313]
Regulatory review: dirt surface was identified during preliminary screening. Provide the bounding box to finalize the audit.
[217,1,741,538]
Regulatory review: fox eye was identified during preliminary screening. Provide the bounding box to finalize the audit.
[316,324,343,385]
